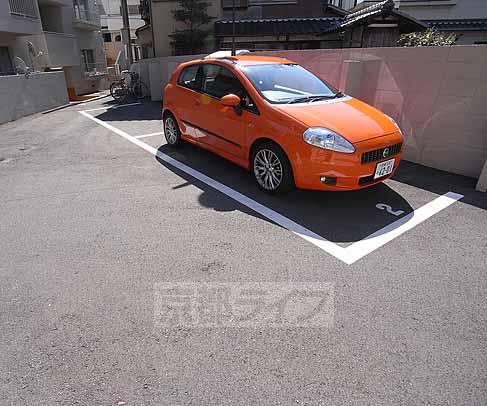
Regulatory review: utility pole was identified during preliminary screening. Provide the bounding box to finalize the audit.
[120,0,133,67]
[231,0,236,56]
[147,0,156,57]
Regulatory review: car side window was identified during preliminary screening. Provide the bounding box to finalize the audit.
[201,64,259,115]
[178,65,201,91]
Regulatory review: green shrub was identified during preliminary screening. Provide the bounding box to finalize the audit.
[398,28,457,47]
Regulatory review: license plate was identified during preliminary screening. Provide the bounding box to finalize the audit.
[374,158,395,179]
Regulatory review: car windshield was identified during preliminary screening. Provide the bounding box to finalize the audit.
[240,63,338,104]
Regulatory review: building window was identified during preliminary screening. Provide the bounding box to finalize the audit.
[0,47,14,76]
[81,49,95,72]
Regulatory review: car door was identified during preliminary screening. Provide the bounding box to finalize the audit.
[193,64,251,159]
[173,63,208,142]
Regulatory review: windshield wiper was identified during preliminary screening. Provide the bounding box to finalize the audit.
[287,92,344,104]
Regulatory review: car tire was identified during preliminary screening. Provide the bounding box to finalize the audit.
[163,113,182,147]
[251,142,294,194]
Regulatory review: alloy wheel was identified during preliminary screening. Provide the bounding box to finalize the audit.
[164,117,178,145]
[253,149,283,191]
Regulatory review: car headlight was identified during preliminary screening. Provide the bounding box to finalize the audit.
[303,127,355,154]
[385,114,403,135]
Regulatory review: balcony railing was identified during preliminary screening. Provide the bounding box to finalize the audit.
[8,0,38,18]
[73,6,98,25]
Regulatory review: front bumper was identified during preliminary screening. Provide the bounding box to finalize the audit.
[291,132,403,191]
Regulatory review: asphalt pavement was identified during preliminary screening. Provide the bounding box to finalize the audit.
[1,97,486,405]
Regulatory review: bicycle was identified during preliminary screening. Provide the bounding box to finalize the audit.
[110,70,149,102]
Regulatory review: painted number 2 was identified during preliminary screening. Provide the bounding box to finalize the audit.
[376,203,405,217]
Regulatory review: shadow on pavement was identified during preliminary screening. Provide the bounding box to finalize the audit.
[154,143,415,244]
[393,161,487,210]
[96,99,162,122]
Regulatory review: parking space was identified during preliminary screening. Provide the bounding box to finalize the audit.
[80,101,470,264]
[2,97,487,405]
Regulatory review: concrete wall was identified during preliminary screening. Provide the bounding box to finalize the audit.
[135,45,487,180]
[131,54,204,102]
[0,71,69,124]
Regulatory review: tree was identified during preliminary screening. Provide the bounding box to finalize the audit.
[170,0,215,56]
[398,28,457,47]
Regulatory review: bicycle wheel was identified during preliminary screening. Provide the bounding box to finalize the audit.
[133,81,149,99]
[110,81,129,102]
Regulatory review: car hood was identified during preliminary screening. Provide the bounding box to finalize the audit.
[275,97,398,143]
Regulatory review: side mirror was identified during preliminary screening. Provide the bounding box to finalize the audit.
[220,93,241,107]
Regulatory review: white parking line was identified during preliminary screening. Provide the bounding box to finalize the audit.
[80,109,463,265]
[135,132,164,139]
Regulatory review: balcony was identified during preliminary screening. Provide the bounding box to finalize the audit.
[8,0,38,18]
[73,6,100,30]
[2,0,42,35]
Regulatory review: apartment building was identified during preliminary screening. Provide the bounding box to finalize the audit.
[99,0,144,65]
[0,0,107,98]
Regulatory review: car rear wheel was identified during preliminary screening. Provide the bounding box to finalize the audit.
[252,142,294,194]
[163,114,181,147]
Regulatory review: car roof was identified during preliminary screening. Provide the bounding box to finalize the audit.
[196,55,295,66]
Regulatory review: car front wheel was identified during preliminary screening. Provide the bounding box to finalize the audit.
[163,114,181,147]
[252,142,294,194]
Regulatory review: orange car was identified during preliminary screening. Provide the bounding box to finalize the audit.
[162,54,403,194]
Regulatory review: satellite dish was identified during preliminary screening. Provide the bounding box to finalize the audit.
[14,57,31,76]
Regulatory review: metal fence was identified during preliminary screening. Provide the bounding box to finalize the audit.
[8,0,38,18]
